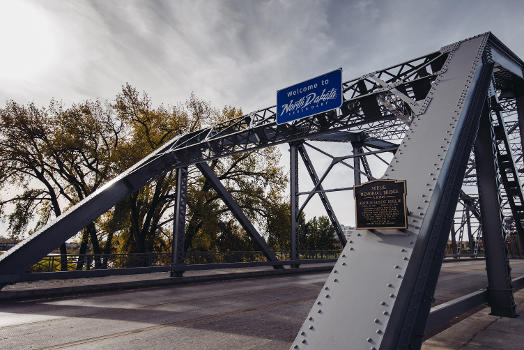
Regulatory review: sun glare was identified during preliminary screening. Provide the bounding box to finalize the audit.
[0,1,58,81]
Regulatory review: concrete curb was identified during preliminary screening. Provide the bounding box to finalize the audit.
[0,265,334,302]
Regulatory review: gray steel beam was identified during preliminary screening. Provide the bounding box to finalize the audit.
[450,227,458,257]
[466,208,474,250]
[488,35,524,79]
[425,275,524,337]
[352,142,362,186]
[297,144,347,245]
[291,33,496,350]
[195,162,280,266]
[290,142,300,267]
[363,138,399,151]
[474,107,516,317]
[171,167,188,277]
[516,93,524,165]
[360,153,373,180]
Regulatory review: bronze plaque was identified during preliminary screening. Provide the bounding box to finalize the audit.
[354,179,407,230]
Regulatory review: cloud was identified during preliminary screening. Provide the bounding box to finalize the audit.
[0,0,523,226]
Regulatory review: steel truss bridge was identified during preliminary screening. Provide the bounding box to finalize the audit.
[1,32,523,350]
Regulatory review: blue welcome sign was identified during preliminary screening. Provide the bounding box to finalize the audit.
[276,68,342,125]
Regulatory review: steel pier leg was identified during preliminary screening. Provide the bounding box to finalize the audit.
[352,142,362,186]
[516,92,524,153]
[516,92,524,254]
[466,208,474,252]
[290,142,300,268]
[451,227,458,257]
[474,107,516,317]
[171,167,188,277]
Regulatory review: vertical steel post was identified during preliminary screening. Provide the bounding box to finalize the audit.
[515,92,524,153]
[516,92,524,256]
[171,167,188,277]
[450,227,458,257]
[290,142,300,268]
[352,142,361,186]
[474,107,516,317]
[466,208,474,252]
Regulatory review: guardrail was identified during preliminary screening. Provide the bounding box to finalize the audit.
[29,250,342,273]
[0,248,519,286]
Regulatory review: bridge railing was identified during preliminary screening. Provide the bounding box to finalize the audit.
[29,250,344,273]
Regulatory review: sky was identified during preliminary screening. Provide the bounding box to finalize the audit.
[0,0,523,230]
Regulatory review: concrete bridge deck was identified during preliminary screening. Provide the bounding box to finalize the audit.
[0,260,522,350]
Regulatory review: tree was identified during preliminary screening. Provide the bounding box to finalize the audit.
[266,198,291,251]
[111,85,288,261]
[1,84,288,270]
[0,100,122,269]
[299,215,338,251]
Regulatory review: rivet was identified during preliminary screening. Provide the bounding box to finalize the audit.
[324,287,329,291]
[397,274,402,278]
[317,301,321,305]
[387,283,393,288]
[390,293,395,298]
[309,325,314,330]
[325,294,330,298]
[383,311,389,315]
[342,254,346,258]
[301,331,306,336]
[380,301,387,306]
[318,309,322,313]
[367,337,373,343]
[309,317,313,321]
[294,345,299,349]
[342,262,347,266]
[349,240,353,243]
[374,318,380,323]
[401,248,407,252]
[394,265,400,269]
[302,339,307,344]
[334,279,339,282]
[357,233,362,236]
[403,257,409,261]
[376,329,382,334]
[350,247,354,251]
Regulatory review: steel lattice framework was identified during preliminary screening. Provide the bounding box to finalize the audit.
[0,32,523,350]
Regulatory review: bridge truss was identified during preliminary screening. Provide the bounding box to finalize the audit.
[0,32,523,350]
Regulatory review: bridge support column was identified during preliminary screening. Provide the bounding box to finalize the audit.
[290,142,299,268]
[466,208,474,252]
[515,90,524,154]
[171,167,188,277]
[474,106,516,317]
[515,91,524,254]
[351,142,362,186]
